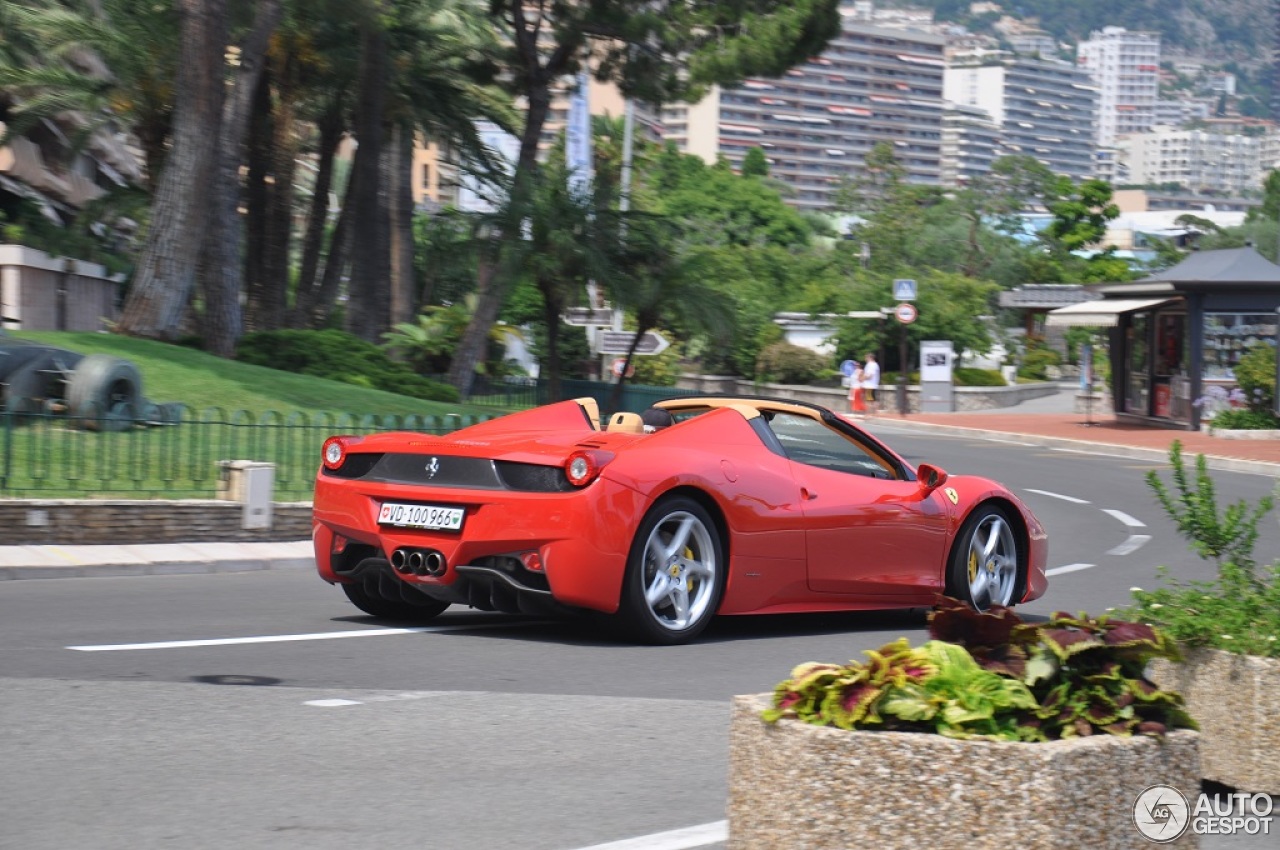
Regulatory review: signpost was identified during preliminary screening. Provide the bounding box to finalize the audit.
[890,283,918,415]
[893,278,917,301]
[562,307,616,327]
[597,330,670,355]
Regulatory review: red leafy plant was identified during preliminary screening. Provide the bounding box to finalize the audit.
[763,596,1195,742]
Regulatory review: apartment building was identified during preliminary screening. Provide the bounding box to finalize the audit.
[662,16,946,211]
[1076,27,1160,148]
[940,103,1004,186]
[1119,127,1266,196]
[944,53,1097,181]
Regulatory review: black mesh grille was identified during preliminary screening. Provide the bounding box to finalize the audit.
[321,453,384,479]
[494,461,573,492]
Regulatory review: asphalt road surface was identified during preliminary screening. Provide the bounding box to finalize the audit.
[2,431,1277,850]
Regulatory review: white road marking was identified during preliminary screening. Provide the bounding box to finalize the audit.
[1102,509,1147,528]
[305,699,363,707]
[1024,488,1090,504]
[1045,563,1095,577]
[567,821,728,850]
[1108,535,1152,556]
[68,624,460,650]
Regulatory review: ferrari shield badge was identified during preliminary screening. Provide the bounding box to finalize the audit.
[944,487,959,505]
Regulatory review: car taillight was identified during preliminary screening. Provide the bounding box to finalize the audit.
[322,435,361,470]
[564,449,613,487]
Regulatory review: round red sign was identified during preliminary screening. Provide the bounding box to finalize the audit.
[895,302,918,324]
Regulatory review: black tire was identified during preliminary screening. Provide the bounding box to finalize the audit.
[946,504,1023,611]
[67,354,143,431]
[616,496,725,645]
[341,574,450,622]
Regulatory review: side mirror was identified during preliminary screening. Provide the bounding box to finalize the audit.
[916,463,949,493]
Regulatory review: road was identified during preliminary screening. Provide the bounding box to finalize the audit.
[2,431,1277,850]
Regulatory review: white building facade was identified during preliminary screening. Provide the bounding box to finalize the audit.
[1076,27,1160,148]
[1119,128,1267,197]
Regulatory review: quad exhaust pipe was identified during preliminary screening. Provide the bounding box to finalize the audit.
[391,547,447,577]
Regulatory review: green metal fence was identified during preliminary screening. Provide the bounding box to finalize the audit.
[0,380,706,500]
[0,406,491,500]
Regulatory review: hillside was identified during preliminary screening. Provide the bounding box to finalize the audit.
[896,0,1273,65]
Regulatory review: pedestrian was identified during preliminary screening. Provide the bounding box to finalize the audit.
[861,352,880,414]
[848,361,866,415]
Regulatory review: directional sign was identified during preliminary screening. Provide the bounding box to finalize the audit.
[893,278,917,301]
[562,307,616,326]
[597,330,669,355]
[894,302,918,325]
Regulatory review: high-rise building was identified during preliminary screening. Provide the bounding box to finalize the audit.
[661,12,946,211]
[1076,27,1160,147]
[1120,128,1265,196]
[945,53,1097,181]
[940,104,1004,187]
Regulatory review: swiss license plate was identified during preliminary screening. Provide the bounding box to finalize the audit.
[378,502,464,531]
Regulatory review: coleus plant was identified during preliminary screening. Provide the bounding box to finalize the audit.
[763,597,1196,742]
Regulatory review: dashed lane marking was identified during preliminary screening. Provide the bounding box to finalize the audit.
[1107,535,1152,556]
[1102,509,1146,528]
[1045,563,1095,577]
[1024,488,1090,504]
[566,821,728,850]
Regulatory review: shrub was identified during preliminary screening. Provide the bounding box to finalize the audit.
[1210,407,1280,430]
[1120,440,1280,658]
[755,342,827,385]
[762,597,1193,741]
[1017,342,1061,381]
[236,329,459,403]
[1232,341,1277,414]
[953,367,1006,387]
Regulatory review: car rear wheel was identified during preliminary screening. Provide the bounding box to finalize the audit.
[948,504,1021,611]
[341,573,450,622]
[617,496,724,645]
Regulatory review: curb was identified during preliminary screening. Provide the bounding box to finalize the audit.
[863,419,1280,477]
[0,557,314,581]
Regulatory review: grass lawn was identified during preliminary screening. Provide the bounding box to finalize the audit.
[1,331,513,499]
[9,330,501,418]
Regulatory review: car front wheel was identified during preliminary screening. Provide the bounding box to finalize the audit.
[949,504,1021,611]
[617,496,724,645]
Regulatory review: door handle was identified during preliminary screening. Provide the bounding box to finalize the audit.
[801,488,818,500]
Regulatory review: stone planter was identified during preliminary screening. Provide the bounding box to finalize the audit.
[727,694,1200,849]
[1148,648,1280,794]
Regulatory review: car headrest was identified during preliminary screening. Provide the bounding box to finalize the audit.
[606,412,646,434]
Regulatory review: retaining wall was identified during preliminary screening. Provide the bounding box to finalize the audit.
[0,499,312,545]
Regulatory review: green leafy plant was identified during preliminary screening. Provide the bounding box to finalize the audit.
[1233,341,1277,415]
[1146,441,1273,571]
[763,597,1193,741]
[1119,441,1280,658]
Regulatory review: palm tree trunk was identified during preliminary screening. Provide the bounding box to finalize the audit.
[446,260,500,394]
[389,121,416,327]
[344,24,390,343]
[242,71,273,332]
[292,104,342,327]
[199,0,282,356]
[258,63,299,331]
[310,160,357,328]
[117,0,228,338]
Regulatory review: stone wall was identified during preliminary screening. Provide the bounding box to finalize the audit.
[676,375,1062,413]
[0,499,313,545]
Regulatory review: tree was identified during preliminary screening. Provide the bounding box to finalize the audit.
[116,0,228,340]
[446,0,843,397]
[741,146,769,178]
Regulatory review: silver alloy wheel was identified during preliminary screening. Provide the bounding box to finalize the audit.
[965,511,1018,609]
[640,509,717,631]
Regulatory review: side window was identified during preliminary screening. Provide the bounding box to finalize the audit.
[765,412,897,479]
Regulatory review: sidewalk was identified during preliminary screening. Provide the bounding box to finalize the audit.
[2,387,1276,581]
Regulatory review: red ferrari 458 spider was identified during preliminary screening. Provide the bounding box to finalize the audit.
[312,396,1047,644]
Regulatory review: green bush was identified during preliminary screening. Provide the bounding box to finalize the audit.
[1119,441,1280,658]
[755,342,827,385]
[1233,341,1277,414]
[953,367,1007,387]
[236,329,459,403]
[1017,343,1062,381]
[1210,408,1280,430]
